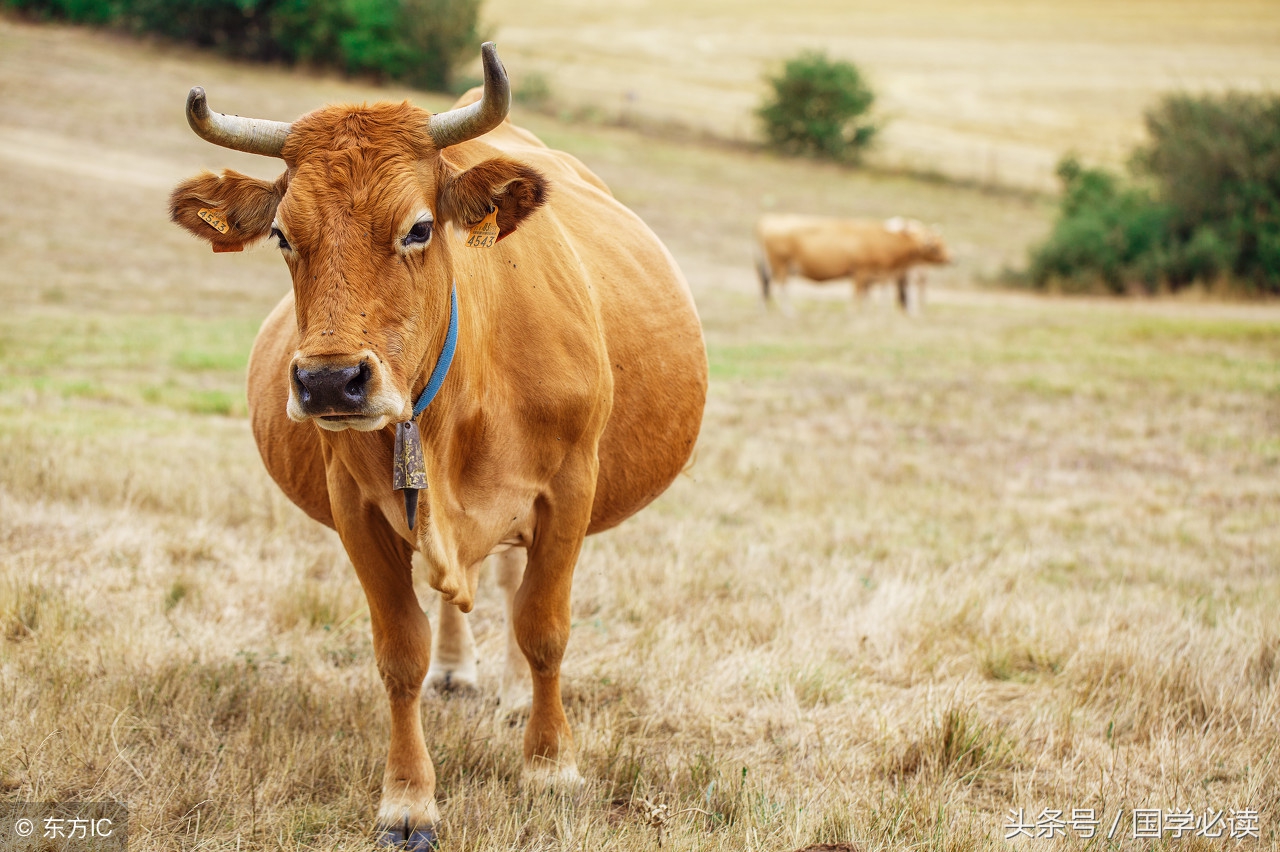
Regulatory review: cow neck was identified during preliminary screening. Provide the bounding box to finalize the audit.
[411,282,459,420]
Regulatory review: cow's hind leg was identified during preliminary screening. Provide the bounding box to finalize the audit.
[425,569,479,694]
[897,272,910,312]
[331,485,439,848]
[514,454,596,784]
[754,251,772,306]
[496,547,533,713]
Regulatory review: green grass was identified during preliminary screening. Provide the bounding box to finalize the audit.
[0,313,258,420]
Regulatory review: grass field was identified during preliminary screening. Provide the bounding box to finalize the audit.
[483,0,1280,190]
[1,14,1280,852]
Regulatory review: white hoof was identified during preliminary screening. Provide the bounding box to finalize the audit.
[521,761,584,790]
[424,660,478,695]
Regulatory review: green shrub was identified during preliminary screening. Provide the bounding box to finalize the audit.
[397,0,485,92]
[5,0,120,22]
[1136,92,1280,292]
[1028,92,1280,294]
[337,0,414,80]
[268,0,346,65]
[124,0,273,56]
[757,51,877,162]
[1028,158,1171,293]
[2,0,483,92]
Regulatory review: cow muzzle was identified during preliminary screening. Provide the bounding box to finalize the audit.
[287,352,405,431]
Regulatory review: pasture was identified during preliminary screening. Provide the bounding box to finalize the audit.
[2,15,1279,852]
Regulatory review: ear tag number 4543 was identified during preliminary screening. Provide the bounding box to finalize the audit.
[466,207,499,249]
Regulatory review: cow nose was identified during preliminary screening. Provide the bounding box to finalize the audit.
[293,362,370,413]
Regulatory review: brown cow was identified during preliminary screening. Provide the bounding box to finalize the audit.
[168,44,706,848]
[755,214,950,312]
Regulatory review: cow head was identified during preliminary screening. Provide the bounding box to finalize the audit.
[169,44,548,432]
[890,218,951,266]
[915,229,951,265]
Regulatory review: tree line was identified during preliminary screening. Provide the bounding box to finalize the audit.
[4,0,484,92]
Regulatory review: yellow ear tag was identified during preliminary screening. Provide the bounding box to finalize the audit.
[197,208,230,235]
[465,207,499,249]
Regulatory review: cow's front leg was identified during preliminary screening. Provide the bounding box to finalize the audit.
[852,274,871,306]
[331,489,439,848]
[514,457,596,783]
[495,547,533,712]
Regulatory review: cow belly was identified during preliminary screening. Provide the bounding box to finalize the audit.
[796,257,854,282]
[586,247,707,534]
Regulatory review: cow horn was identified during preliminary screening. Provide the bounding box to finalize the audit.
[185,87,290,158]
[425,42,510,149]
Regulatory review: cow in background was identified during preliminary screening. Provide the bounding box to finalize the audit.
[755,214,951,313]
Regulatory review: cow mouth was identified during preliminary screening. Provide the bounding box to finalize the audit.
[307,411,395,432]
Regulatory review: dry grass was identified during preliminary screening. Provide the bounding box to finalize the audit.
[2,16,1279,852]
[483,0,1280,189]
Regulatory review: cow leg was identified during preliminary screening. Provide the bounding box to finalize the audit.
[330,488,439,847]
[496,547,533,712]
[425,585,479,694]
[514,457,596,783]
[754,252,773,307]
[776,269,797,318]
[897,272,910,311]
[852,275,870,308]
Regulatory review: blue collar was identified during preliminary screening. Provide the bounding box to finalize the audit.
[411,283,458,418]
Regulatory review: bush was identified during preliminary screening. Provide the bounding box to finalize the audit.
[1137,92,1280,292]
[1029,157,1173,293]
[3,0,484,92]
[397,0,485,91]
[1028,92,1280,294]
[757,51,877,162]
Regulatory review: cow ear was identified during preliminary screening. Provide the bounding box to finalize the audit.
[169,170,288,252]
[437,157,548,241]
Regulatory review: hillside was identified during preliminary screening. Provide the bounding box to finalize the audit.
[484,0,1280,190]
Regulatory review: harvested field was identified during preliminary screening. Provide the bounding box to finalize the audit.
[1,15,1278,852]
[483,0,1280,189]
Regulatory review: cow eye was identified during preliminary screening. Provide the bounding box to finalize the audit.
[403,220,432,248]
[270,227,291,251]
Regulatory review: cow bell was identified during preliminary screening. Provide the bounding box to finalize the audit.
[393,419,428,529]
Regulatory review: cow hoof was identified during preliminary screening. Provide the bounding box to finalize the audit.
[376,821,438,850]
[425,664,478,696]
[424,671,479,696]
[521,761,585,791]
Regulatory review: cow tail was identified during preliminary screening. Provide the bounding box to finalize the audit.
[754,251,771,302]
